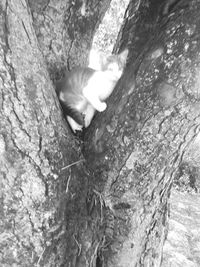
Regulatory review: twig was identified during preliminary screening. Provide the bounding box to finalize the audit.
[37,248,45,266]
[61,159,85,170]
[73,235,82,256]
[66,174,71,193]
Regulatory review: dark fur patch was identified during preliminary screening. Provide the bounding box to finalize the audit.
[59,100,85,126]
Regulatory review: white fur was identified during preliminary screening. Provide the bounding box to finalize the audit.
[84,104,96,127]
[66,49,128,132]
[67,116,83,132]
[88,49,104,70]
[83,71,121,110]
[67,70,122,132]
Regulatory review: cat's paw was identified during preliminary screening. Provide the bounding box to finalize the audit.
[67,116,83,132]
[98,102,107,112]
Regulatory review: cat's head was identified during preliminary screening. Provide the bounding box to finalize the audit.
[102,49,128,79]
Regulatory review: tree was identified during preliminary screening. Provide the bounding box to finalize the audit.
[1,0,200,267]
[83,0,200,266]
[28,0,111,77]
[0,0,110,266]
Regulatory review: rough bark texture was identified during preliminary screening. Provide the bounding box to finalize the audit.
[0,0,89,266]
[162,189,200,266]
[28,0,112,79]
[2,0,200,266]
[162,134,200,265]
[0,0,116,266]
[83,0,200,266]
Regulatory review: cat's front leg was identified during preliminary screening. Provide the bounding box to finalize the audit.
[83,87,107,112]
[67,116,83,132]
[84,105,96,127]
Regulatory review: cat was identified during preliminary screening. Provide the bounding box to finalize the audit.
[55,49,128,132]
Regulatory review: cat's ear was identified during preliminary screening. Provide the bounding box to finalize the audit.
[118,49,129,65]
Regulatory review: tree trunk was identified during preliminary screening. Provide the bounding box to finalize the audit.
[162,189,200,266]
[83,0,200,266]
[0,0,109,266]
[2,0,200,267]
[28,0,112,79]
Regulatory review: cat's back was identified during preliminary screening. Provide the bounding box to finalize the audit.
[56,67,96,112]
[63,67,95,95]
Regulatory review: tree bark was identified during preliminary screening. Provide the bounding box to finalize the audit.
[2,0,200,267]
[162,189,200,266]
[28,0,112,79]
[0,0,90,266]
[0,0,115,266]
[83,0,200,266]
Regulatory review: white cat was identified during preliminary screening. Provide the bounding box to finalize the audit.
[55,49,128,132]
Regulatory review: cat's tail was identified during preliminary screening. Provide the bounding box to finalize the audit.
[60,100,85,126]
